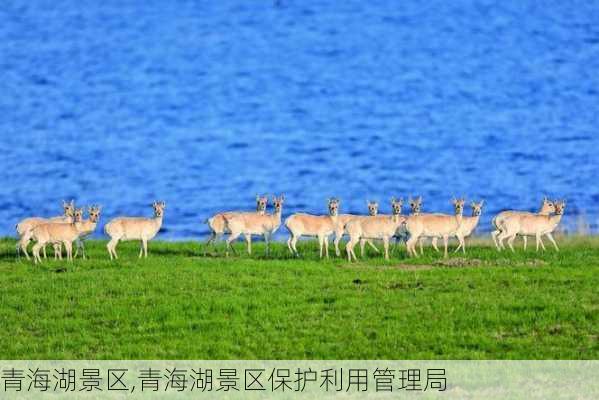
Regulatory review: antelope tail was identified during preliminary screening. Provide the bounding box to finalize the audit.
[491,216,499,230]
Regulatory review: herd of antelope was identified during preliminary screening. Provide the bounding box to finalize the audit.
[16,201,165,263]
[14,195,566,263]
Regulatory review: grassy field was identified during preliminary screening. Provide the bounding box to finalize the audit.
[0,236,597,360]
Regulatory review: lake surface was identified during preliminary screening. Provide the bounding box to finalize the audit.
[1,0,598,240]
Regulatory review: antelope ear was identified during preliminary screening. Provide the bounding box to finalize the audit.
[480,200,485,207]
[417,196,422,202]
[280,194,285,201]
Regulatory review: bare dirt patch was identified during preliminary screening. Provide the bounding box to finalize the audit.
[386,281,425,290]
[389,264,435,271]
[341,257,549,270]
[340,263,435,271]
[494,258,548,267]
[435,258,484,267]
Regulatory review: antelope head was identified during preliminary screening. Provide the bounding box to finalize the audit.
[152,201,166,217]
[88,205,102,223]
[74,208,84,222]
[63,200,75,217]
[541,197,556,214]
[328,198,340,216]
[367,200,379,216]
[554,199,566,215]
[452,198,465,215]
[272,195,285,213]
[471,200,484,216]
[409,196,422,215]
[391,197,403,215]
[255,195,268,213]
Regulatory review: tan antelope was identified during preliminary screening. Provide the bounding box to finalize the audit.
[345,198,406,262]
[452,200,484,253]
[73,205,102,259]
[496,200,565,252]
[491,197,555,251]
[105,201,166,260]
[426,200,484,254]
[29,208,87,263]
[390,197,409,248]
[50,207,101,260]
[51,207,83,259]
[16,200,75,260]
[333,200,381,257]
[353,198,405,258]
[405,196,440,255]
[223,195,285,256]
[285,198,341,259]
[405,198,466,258]
[205,196,268,252]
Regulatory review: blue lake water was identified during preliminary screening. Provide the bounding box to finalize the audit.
[1,0,598,240]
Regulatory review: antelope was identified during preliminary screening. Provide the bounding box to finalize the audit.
[345,198,406,262]
[332,200,381,257]
[49,207,101,260]
[285,198,341,259]
[223,195,285,256]
[390,197,408,248]
[51,207,83,259]
[105,201,166,260]
[205,196,268,252]
[16,200,75,260]
[73,205,102,259]
[491,197,555,251]
[496,200,566,252]
[405,196,440,255]
[29,208,87,263]
[405,198,466,258]
[452,200,484,253]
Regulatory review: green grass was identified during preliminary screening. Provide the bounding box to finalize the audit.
[0,236,597,359]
